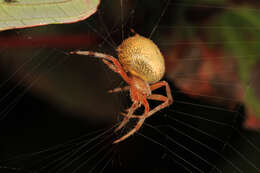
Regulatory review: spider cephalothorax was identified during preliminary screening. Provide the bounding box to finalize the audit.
[70,32,173,143]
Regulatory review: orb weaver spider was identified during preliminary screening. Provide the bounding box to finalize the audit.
[70,31,173,144]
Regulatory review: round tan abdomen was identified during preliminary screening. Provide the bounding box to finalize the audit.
[117,34,165,84]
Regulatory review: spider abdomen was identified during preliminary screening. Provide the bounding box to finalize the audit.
[117,34,165,84]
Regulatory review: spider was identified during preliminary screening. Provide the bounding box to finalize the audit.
[70,31,173,144]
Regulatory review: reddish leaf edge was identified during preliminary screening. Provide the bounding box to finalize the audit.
[0,0,101,32]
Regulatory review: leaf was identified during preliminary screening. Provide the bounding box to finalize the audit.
[0,0,100,31]
[212,7,260,120]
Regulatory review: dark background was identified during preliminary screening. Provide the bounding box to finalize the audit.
[0,0,260,172]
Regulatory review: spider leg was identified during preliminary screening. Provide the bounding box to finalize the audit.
[113,118,145,144]
[108,86,130,93]
[70,51,131,84]
[113,98,149,143]
[145,94,172,118]
[114,101,140,132]
[120,81,173,119]
[121,94,171,119]
[102,59,117,72]
[115,93,172,144]
[114,94,171,143]
[150,81,173,102]
[101,59,131,93]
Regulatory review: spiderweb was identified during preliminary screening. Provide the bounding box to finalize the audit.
[0,0,260,172]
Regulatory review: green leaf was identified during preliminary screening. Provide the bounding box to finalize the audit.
[211,7,260,118]
[0,0,100,31]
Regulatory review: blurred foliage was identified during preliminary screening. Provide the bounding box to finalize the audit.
[216,8,260,119]
[164,0,260,123]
